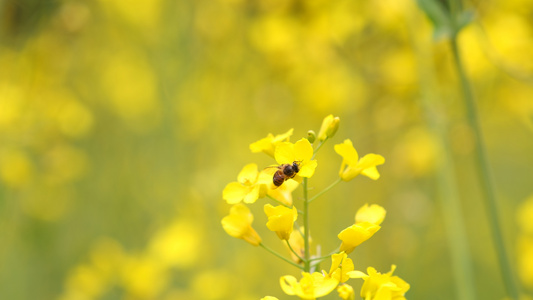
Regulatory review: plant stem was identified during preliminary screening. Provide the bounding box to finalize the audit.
[260,243,304,270]
[285,240,305,262]
[308,178,342,203]
[303,178,311,272]
[312,137,328,160]
[450,32,520,300]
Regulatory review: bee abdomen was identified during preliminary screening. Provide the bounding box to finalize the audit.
[273,171,285,187]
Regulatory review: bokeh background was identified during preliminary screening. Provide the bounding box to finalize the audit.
[1,0,533,299]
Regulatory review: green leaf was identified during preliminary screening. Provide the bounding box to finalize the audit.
[416,0,453,40]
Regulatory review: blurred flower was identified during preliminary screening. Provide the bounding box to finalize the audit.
[338,222,381,254]
[337,283,355,300]
[0,148,33,188]
[261,297,279,300]
[221,204,261,246]
[517,195,533,234]
[223,163,267,204]
[317,114,340,142]
[348,265,410,300]
[120,255,168,299]
[280,271,339,299]
[264,204,298,240]
[250,128,294,157]
[356,204,386,226]
[148,220,201,268]
[334,139,385,181]
[275,138,318,178]
[328,252,354,283]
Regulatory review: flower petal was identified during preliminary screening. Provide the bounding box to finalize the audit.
[355,204,386,226]
[298,160,317,178]
[222,182,249,204]
[361,166,380,180]
[237,163,259,184]
[275,142,296,164]
[357,154,385,171]
[334,139,359,166]
[293,138,314,161]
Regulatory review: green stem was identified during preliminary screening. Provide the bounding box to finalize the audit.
[309,247,340,262]
[308,178,342,204]
[260,243,304,270]
[285,240,305,262]
[312,137,328,160]
[450,32,520,300]
[303,178,311,272]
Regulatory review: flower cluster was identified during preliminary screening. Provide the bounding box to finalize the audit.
[221,115,409,299]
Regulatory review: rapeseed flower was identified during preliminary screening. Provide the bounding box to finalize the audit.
[280,271,339,299]
[222,163,267,204]
[264,204,298,240]
[250,128,294,157]
[328,252,354,283]
[275,138,318,179]
[348,265,410,300]
[334,139,385,181]
[221,204,261,246]
[337,283,355,300]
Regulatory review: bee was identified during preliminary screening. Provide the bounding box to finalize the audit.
[271,161,301,187]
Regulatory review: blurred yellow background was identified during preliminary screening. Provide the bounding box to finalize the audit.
[1,0,533,299]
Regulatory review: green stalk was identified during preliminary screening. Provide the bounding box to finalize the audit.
[308,178,342,203]
[260,243,304,270]
[303,178,311,272]
[449,28,520,300]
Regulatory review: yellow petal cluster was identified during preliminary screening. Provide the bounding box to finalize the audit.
[275,138,318,178]
[280,271,339,300]
[250,128,294,157]
[221,204,261,246]
[347,265,410,300]
[328,252,354,283]
[334,139,385,181]
[338,204,386,254]
[222,163,267,204]
[337,283,355,300]
[264,204,298,240]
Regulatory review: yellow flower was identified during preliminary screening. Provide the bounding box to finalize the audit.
[317,114,340,142]
[250,128,294,157]
[338,222,380,254]
[275,138,318,179]
[328,252,354,283]
[356,204,386,226]
[221,204,261,246]
[222,163,267,204]
[334,139,385,181]
[280,271,339,299]
[261,297,279,300]
[337,284,355,300]
[348,265,410,300]
[264,204,298,240]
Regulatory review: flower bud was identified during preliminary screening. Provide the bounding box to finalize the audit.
[317,115,340,141]
[307,130,316,143]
